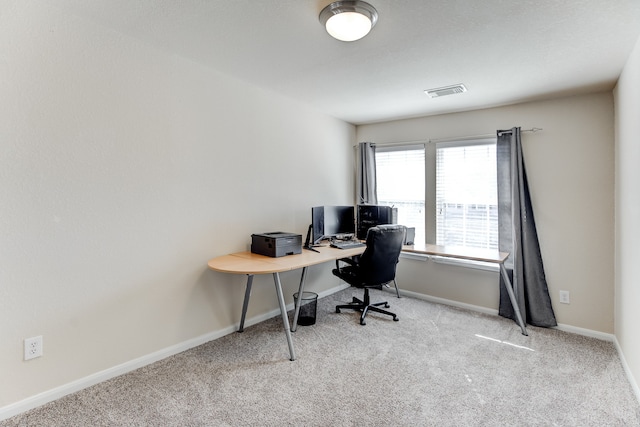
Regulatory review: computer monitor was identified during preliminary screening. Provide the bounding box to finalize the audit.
[356,204,398,239]
[311,205,355,244]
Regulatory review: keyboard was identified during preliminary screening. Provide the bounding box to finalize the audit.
[330,241,366,250]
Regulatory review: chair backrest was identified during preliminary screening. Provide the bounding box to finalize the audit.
[358,225,406,286]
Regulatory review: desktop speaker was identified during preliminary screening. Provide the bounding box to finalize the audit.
[403,227,415,245]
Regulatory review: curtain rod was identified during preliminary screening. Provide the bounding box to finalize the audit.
[366,127,542,148]
[430,127,542,144]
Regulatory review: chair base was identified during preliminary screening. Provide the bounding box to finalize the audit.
[336,290,399,325]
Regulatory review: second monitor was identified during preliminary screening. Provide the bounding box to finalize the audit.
[311,205,355,244]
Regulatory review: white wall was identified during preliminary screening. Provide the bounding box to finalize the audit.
[0,2,354,409]
[614,35,640,398]
[358,92,615,333]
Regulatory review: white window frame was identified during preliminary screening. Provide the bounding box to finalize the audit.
[374,137,499,271]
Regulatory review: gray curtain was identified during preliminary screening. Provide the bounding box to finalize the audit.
[357,142,378,205]
[497,127,557,327]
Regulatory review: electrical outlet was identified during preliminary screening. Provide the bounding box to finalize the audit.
[24,336,43,361]
[559,290,570,304]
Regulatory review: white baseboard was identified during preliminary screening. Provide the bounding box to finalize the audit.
[3,283,637,419]
[0,283,349,421]
[613,337,640,405]
[383,287,500,317]
[553,323,615,341]
[551,324,640,403]
[384,287,640,405]
[0,327,234,421]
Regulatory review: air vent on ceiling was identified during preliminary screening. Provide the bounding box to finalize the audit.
[424,84,467,98]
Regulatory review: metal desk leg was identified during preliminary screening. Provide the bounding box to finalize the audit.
[291,267,308,332]
[272,272,296,361]
[499,264,528,336]
[238,274,254,333]
[392,279,401,298]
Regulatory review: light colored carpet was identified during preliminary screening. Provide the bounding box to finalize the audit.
[3,288,640,426]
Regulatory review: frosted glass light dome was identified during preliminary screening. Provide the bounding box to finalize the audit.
[320,1,378,42]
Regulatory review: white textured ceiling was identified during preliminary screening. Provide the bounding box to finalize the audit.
[55,0,640,124]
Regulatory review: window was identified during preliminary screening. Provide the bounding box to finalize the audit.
[374,138,497,250]
[435,140,498,249]
[374,145,425,244]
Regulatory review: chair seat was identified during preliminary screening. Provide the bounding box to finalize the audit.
[331,267,384,289]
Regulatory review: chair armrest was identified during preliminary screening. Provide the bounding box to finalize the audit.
[335,257,357,272]
[338,257,357,266]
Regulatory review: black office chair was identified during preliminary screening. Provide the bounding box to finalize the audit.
[333,224,406,325]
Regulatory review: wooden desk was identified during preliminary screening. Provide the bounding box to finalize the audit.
[403,243,527,336]
[208,242,527,361]
[208,245,365,361]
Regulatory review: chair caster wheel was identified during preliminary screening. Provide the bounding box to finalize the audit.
[360,321,366,326]
[384,303,390,308]
[336,308,341,313]
[393,317,399,321]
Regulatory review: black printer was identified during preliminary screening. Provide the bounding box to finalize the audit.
[251,232,302,257]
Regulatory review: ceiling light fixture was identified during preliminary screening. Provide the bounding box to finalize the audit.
[319,1,378,42]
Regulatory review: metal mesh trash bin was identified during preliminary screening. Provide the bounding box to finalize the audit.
[293,291,318,326]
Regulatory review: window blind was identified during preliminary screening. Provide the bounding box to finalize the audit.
[374,144,425,244]
[435,140,498,249]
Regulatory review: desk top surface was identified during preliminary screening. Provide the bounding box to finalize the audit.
[208,242,508,275]
[207,245,365,274]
